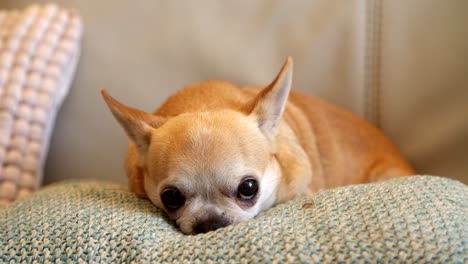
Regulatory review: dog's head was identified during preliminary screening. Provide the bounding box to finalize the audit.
[102,58,293,234]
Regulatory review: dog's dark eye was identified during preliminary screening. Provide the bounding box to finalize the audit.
[237,179,258,200]
[161,187,185,210]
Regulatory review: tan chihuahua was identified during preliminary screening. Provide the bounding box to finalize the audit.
[101,57,414,234]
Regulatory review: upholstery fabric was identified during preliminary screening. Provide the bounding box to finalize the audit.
[0,4,82,205]
[1,176,466,263]
[1,1,467,185]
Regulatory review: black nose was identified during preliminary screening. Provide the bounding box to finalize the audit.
[193,216,231,234]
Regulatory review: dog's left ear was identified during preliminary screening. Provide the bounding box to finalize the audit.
[251,56,293,138]
[101,89,166,154]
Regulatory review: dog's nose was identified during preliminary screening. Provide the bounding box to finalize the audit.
[193,216,231,234]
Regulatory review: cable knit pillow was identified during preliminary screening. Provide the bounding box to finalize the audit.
[1,176,466,263]
[0,4,82,206]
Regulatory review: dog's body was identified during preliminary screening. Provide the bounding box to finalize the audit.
[102,58,414,234]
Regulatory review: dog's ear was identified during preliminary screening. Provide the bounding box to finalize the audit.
[251,57,293,137]
[101,89,165,153]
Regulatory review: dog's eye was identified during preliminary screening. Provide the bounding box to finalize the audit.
[161,187,185,210]
[237,179,258,200]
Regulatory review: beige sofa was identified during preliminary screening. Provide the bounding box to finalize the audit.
[1,0,467,186]
[1,2,467,262]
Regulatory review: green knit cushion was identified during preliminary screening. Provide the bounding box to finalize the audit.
[1,176,467,263]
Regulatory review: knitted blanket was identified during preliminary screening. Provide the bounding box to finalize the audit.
[0,4,82,205]
[1,176,466,263]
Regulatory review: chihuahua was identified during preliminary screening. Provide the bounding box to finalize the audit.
[101,57,414,234]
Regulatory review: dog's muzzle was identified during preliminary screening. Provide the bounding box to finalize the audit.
[193,215,231,234]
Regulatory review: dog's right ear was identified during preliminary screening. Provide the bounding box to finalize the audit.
[101,89,165,154]
[250,57,293,138]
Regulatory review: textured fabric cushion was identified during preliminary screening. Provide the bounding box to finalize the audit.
[1,176,467,263]
[0,4,82,205]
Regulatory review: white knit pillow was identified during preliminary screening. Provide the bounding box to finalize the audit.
[0,4,82,206]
